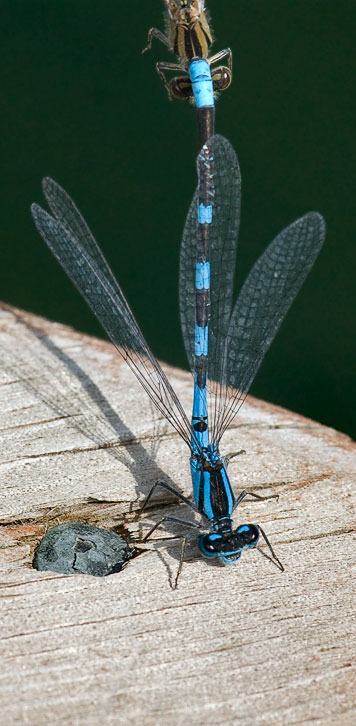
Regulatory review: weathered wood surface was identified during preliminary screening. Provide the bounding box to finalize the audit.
[0,303,355,726]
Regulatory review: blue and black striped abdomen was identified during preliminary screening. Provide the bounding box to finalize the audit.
[191,143,214,448]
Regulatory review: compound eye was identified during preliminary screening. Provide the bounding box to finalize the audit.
[237,524,259,544]
[199,533,222,558]
[211,68,232,93]
[205,534,222,552]
[169,77,193,100]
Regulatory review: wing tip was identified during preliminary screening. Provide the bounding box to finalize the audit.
[42,176,56,194]
[288,210,326,244]
[30,202,42,221]
[301,210,327,246]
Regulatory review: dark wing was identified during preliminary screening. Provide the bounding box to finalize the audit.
[179,134,241,376]
[211,212,326,441]
[31,179,195,450]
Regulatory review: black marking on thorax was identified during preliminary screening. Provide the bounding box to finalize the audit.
[174,21,212,62]
[198,458,230,518]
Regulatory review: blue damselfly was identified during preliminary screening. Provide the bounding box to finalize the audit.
[31,135,325,586]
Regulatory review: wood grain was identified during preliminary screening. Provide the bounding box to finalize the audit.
[0,304,355,726]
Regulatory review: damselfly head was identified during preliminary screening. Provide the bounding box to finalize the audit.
[164,0,205,25]
[198,524,260,565]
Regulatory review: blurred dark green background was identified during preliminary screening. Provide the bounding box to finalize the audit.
[1,1,355,438]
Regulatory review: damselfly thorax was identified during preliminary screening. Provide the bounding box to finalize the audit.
[143,0,232,102]
[168,0,212,61]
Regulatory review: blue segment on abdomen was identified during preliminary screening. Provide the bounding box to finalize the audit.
[195,325,208,356]
[198,204,213,224]
[195,261,210,289]
[192,378,207,418]
[189,59,214,108]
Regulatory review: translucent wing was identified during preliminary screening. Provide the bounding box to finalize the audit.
[31,179,195,450]
[211,211,326,441]
[179,134,325,444]
[179,134,241,376]
[42,177,116,288]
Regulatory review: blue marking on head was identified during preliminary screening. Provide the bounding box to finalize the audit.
[237,525,250,534]
[198,204,213,224]
[189,59,214,108]
[195,325,208,356]
[198,533,242,562]
[195,261,210,289]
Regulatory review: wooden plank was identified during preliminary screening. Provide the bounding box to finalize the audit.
[0,303,355,726]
